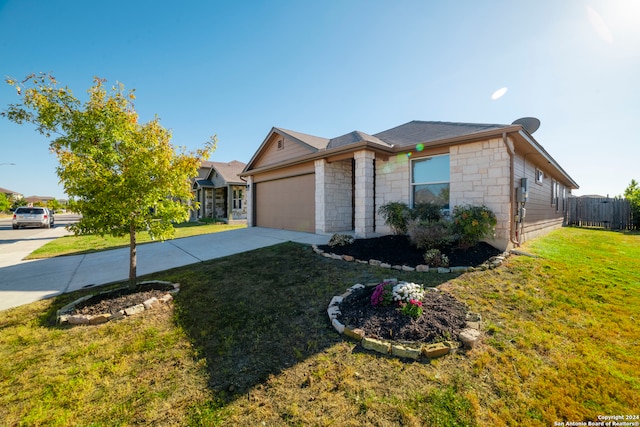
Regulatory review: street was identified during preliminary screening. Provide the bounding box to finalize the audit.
[0,213,80,268]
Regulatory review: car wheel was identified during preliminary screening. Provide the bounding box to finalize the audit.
[12,225,18,229]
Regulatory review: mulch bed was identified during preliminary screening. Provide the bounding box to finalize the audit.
[338,286,468,343]
[319,234,502,267]
[72,282,175,316]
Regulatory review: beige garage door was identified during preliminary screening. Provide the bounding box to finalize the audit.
[255,174,315,233]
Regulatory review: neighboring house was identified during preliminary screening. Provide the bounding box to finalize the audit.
[0,187,23,202]
[24,195,56,205]
[240,120,579,251]
[191,160,247,223]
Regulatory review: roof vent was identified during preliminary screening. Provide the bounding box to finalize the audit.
[512,117,541,134]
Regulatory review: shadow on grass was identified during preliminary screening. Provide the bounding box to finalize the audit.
[156,242,455,401]
[36,242,459,417]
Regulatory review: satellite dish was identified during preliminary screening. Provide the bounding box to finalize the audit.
[512,117,541,134]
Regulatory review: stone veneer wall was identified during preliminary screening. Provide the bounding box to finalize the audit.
[315,159,353,233]
[374,154,411,235]
[354,150,376,237]
[449,138,511,250]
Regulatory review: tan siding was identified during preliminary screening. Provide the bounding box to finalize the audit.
[252,163,315,183]
[255,174,315,233]
[253,133,317,169]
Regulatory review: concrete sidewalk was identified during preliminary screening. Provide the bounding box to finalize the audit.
[0,227,329,312]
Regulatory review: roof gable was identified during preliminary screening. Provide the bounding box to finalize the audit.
[327,131,393,149]
[207,160,246,184]
[245,128,330,170]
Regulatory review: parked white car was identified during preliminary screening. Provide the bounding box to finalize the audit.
[12,207,55,229]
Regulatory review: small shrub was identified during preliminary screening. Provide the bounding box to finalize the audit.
[378,202,411,235]
[451,204,497,249]
[411,202,443,223]
[407,219,452,250]
[328,233,355,247]
[424,249,449,267]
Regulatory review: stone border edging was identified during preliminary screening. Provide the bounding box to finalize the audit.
[327,281,483,361]
[312,244,511,273]
[56,280,180,325]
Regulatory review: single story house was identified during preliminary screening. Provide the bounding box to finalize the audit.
[0,187,23,201]
[191,160,248,223]
[240,120,579,250]
[24,195,56,205]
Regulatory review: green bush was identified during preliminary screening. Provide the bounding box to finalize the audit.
[407,219,453,250]
[411,202,443,223]
[451,204,497,249]
[328,233,355,247]
[423,249,450,268]
[378,202,412,235]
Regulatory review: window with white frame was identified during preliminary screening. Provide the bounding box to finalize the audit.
[411,154,450,210]
[535,168,544,184]
[232,188,243,210]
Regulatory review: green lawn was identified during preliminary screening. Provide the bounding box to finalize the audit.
[26,222,246,259]
[0,227,638,426]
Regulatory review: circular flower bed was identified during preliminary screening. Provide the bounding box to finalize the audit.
[328,280,483,360]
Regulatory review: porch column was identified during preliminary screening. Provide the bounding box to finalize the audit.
[314,159,327,234]
[354,150,375,238]
[246,176,254,227]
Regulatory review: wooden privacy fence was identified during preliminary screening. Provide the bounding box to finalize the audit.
[565,197,633,230]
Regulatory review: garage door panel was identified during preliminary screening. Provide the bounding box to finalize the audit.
[255,174,315,233]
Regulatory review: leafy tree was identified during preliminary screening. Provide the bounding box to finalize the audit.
[47,198,62,212]
[624,179,640,229]
[3,73,216,287]
[0,193,10,212]
[11,197,26,210]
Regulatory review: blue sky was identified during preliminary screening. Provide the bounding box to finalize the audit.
[1,0,638,199]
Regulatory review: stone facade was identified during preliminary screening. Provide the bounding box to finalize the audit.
[315,159,352,233]
[354,150,376,237]
[449,138,512,250]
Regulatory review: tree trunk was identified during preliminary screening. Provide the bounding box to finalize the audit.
[129,222,137,288]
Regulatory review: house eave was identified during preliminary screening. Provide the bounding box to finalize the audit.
[514,130,579,189]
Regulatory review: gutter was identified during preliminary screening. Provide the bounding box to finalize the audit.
[503,132,520,247]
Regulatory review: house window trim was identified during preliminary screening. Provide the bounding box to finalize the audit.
[410,153,450,211]
[551,179,560,209]
[232,188,243,210]
[535,168,544,185]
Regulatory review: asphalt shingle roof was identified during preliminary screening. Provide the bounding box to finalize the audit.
[327,131,393,149]
[275,127,330,151]
[373,120,510,147]
[209,160,246,184]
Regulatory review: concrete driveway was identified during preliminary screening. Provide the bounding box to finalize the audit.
[0,227,329,312]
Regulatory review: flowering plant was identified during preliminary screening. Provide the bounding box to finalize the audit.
[451,204,497,249]
[392,282,425,303]
[400,299,424,319]
[423,249,449,267]
[371,281,394,306]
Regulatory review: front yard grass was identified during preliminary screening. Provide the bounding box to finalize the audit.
[26,222,246,259]
[0,227,638,426]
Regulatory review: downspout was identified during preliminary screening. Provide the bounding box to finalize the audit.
[503,133,520,247]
